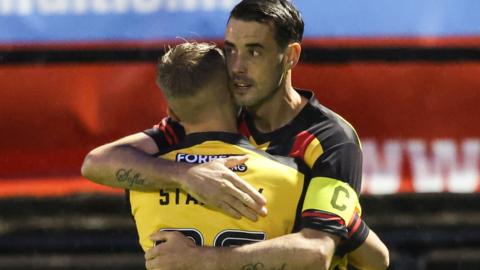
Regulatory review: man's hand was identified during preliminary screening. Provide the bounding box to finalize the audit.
[178,155,267,221]
[145,231,197,270]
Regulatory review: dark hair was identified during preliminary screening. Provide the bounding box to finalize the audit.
[229,0,304,48]
[156,42,225,99]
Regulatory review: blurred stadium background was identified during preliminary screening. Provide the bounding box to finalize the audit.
[1,0,480,269]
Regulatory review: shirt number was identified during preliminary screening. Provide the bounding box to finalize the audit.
[157,229,266,247]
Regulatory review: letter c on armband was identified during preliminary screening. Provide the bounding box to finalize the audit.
[330,186,350,211]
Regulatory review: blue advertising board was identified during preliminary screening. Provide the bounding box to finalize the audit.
[0,0,479,43]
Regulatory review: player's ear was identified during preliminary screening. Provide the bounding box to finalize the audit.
[167,107,181,122]
[286,42,301,69]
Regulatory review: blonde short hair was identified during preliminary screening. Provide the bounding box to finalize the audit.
[156,42,225,99]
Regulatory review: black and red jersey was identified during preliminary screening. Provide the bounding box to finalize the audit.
[238,89,363,193]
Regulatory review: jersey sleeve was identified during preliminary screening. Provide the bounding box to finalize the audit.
[298,134,366,242]
[335,212,370,256]
[289,124,363,194]
[143,117,186,151]
[311,142,362,194]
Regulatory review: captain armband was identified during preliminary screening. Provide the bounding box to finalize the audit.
[302,177,360,226]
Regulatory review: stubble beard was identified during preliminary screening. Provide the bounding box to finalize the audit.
[245,68,287,112]
[233,63,287,112]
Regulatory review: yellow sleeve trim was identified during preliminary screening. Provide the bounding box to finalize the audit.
[303,136,323,168]
[302,177,359,225]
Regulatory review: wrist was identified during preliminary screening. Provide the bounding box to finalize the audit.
[171,162,192,189]
[195,246,231,270]
[150,159,189,189]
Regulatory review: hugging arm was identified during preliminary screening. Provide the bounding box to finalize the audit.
[81,122,266,220]
[145,228,339,270]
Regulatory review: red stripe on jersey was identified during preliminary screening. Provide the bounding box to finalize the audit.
[302,211,345,226]
[347,211,359,227]
[156,123,173,145]
[289,130,316,159]
[164,121,179,144]
[347,213,362,237]
[238,119,251,138]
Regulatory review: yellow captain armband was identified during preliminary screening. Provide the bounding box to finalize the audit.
[302,177,359,225]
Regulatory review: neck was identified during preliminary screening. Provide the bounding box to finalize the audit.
[183,106,238,135]
[247,75,307,133]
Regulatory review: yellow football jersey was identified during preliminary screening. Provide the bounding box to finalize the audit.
[129,132,306,251]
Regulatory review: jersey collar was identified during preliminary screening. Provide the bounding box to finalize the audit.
[241,88,318,144]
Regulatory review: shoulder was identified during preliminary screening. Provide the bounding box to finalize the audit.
[296,88,360,147]
[143,117,186,152]
[290,102,361,166]
[306,102,361,149]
